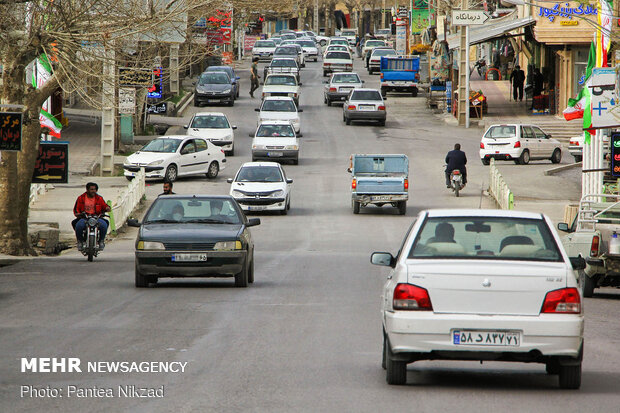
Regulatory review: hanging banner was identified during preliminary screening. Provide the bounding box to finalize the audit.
[590,67,620,128]
[395,19,407,55]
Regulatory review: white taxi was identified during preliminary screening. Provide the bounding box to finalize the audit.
[228,162,293,214]
[372,209,584,389]
[184,112,237,156]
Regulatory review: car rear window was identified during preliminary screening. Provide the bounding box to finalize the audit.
[272,59,297,67]
[256,124,295,137]
[366,40,385,47]
[485,125,517,139]
[372,49,396,57]
[275,47,296,55]
[326,52,351,60]
[408,217,562,262]
[299,40,315,47]
[351,90,382,100]
[190,115,229,129]
[255,41,275,47]
[353,156,407,174]
[332,74,361,83]
[265,75,297,86]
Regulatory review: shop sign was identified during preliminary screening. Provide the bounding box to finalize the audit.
[560,21,579,26]
[0,112,22,151]
[611,132,620,176]
[119,88,135,114]
[147,67,163,99]
[147,102,168,114]
[539,3,597,22]
[32,142,69,184]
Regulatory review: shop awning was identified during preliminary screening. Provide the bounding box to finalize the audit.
[447,16,535,49]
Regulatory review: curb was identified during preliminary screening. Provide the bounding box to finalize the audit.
[177,93,194,117]
[544,162,581,176]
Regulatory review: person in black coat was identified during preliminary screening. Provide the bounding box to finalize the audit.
[510,65,525,101]
[445,143,467,187]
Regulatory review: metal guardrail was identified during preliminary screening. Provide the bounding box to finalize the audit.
[29,183,52,206]
[488,158,514,210]
[107,168,146,235]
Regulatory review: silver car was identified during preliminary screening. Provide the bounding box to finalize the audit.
[342,88,387,126]
[323,72,364,106]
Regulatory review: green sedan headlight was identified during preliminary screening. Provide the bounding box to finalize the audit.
[137,241,165,250]
[214,241,242,251]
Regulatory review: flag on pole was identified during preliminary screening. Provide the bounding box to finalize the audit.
[563,41,595,122]
[597,0,613,67]
[39,110,63,138]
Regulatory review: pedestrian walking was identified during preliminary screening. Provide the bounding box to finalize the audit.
[509,65,525,102]
[250,57,260,98]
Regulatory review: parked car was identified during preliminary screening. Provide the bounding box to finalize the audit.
[323,51,353,76]
[361,39,387,59]
[193,71,235,106]
[323,72,364,106]
[228,162,293,214]
[342,88,387,126]
[252,39,277,61]
[251,121,299,164]
[349,154,408,214]
[273,45,304,68]
[128,195,260,288]
[373,209,585,388]
[255,96,302,134]
[568,130,611,162]
[201,66,240,99]
[261,73,301,107]
[368,47,397,74]
[296,38,319,62]
[184,112,237,156]
[480,124,563,165]
[123,136,226,182]
[264,57,300,83]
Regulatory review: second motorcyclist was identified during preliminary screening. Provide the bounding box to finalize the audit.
[445,143,467,188]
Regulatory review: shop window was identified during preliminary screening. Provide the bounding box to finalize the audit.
[573,47,590,94]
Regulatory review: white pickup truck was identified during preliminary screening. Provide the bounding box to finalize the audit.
[558,194,620,297]
[261,74,301,107]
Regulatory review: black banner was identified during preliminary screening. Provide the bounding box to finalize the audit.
[612,133,620,177]
[0,112,23,151]
[32,142,69,184]
[119,67,153,87]
[147,102,168,114]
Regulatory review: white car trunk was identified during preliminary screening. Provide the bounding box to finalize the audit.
[407,260,567,316]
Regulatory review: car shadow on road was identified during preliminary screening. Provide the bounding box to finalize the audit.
[588,290,620,300]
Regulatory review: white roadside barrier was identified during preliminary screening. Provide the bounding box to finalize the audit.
[107,168,146,234]
[488,158,514,210]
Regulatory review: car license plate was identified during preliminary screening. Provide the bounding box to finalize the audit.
[172,253,207,262]
[267,151,283,157]
[248,206,266,211]
[207,99,220,103]
[359,105,375,111]
[371,195,391,201]
[452,330,520,347]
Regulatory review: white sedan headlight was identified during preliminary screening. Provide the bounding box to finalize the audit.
[223,87,232,93]
[214,241,242,251]
[252,144,266,150]
[285,145,298,150]
[148,159,164,166]
[136,241,165,250]
[271,190,285,198]
[231,190,244,198]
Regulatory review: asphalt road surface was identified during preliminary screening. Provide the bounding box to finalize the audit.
[1,58,619,413]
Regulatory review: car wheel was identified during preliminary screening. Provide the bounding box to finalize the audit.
[291,157,299,165]
[248,258,254,284]
[551,148,562,164]
[385,341,407,385]
[518,149,530,165]
[193,98,199,107]
[280,204,288,215]
[558,363,581,389]
[125,176,134,181]
[206,161,219,179]
[228,99,234,107]
[411,88,418,97]
[252,156,257,162]
[324,94,327,104]
[165,164,178,182]
[323,71,327,77]
[234,261,249,287]
[353,200,360,214]
[546,360,560,375]
[574,155,583,163]
[368,69,373,75]
[226,146,234,156]
[378,119,386,126]
[582,272,596,298]
[397,201,406,215]
[481,158,490,166]
[382,333,387,370]
[135,262,149,288]
[327,98,332,107]
[345,117,351,125]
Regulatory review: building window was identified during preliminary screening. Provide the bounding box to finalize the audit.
[573,47,589,93]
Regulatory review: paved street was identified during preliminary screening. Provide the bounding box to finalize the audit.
[1,58,619,412]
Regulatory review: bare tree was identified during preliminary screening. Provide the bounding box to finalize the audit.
[0,0,288,255]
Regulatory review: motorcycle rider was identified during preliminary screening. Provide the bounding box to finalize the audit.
[445,143,467,188]
[73,182,111,250]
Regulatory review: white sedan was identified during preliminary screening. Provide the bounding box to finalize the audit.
[123,136,226,182]
[373,209,584,389]
[228,162,293,214]
[184,112,237,156]
[255,96,302,134]
[323,51,353,76]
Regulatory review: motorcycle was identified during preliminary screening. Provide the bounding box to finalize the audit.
[450,169,465,197]
[470,59,486,78]
[77,213,108,261]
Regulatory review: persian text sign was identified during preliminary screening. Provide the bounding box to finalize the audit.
[32,141,69,184]
[452,10,490,26]
[0,112,23,151]
[538,3,597,22]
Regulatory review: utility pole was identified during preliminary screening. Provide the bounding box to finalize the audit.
[457,0,470,128]
[314,0,319,33]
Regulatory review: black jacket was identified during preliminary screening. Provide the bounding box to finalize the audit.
[446,149,467,172]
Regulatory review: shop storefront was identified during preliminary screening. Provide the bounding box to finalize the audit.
[532,1,598,114]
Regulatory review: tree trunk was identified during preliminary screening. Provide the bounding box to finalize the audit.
[0,54,60,255]
[298,7,306,31]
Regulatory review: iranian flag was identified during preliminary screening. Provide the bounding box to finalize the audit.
[563,41,595,122]
[597,0,613,67]
[39,110,62,138]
